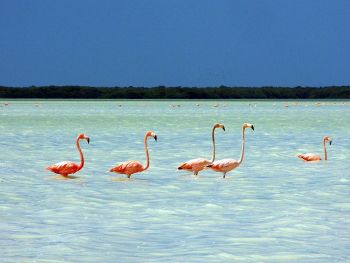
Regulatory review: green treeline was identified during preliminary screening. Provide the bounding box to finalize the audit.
[0,86,349,99]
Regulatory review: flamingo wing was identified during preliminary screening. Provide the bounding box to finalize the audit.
[298,153,321,162]
[47,161,80,175]
[110,160,144,175]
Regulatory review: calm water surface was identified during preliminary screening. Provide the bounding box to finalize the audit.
[1,100,350,262]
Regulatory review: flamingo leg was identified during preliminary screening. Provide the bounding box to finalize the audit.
[127,174,131,179]
[194,172,198,176]
[223,172,226,179]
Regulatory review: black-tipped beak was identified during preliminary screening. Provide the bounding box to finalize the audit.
[154,135,157,141]
[329,140,332,145]
[222,126,225,131]
[251,125,254,131]
[86,137,90,144]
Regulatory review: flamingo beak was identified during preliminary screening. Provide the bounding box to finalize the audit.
[329,140,332,145]
[154,135,157,141]
[86,137,90,144]
[251,125,254,131]
[222,126,225,131]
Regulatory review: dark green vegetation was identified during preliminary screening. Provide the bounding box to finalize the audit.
[0,86,349,99]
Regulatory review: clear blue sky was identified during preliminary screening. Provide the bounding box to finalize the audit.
[0,0,349,87]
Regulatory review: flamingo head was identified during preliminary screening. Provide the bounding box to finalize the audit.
[146,131,157,141]
[214,123,225,131]
[323,136,332,145]
[77,133,90,144]
[243,123,254,131]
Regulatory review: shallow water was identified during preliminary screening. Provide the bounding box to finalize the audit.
[1,100,350,262]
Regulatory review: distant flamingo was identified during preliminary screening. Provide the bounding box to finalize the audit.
[109,131,157,178]
[178,123,225,176]
[207,123,254,178]
[298,136,332,162]
[47,133,90,177]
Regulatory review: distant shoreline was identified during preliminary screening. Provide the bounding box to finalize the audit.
[0,86,349,99]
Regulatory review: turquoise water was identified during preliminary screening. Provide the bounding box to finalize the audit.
[1,100,350,262]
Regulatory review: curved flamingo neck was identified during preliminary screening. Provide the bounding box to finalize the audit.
[76,138,84,170]
[238,127,245,165]
[211,126,217,163]
[142,134,150,171]
[323,139,327,160]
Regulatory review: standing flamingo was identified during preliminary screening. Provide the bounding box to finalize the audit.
[109,131,157,178]
[177,123,225,176]
[298,136,332,162]
[207,123,254,178]
[46,133,90,177]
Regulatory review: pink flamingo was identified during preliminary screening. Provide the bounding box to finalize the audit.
[298,136,332,162]
[47,133,90,177]
[109,131,157,178]
[207,123,254,178]
[177,123,225,176]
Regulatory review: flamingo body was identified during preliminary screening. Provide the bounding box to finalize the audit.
[297,153,321,162]
[207,123,254,178]
[297,136,332,162]
[109,131,157,178]
[47,161,81,176]
[178,123,225,176]
[109,160,144,177]
[178,158,212,175]
[46,133,90,177]
[207,158,240,173]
